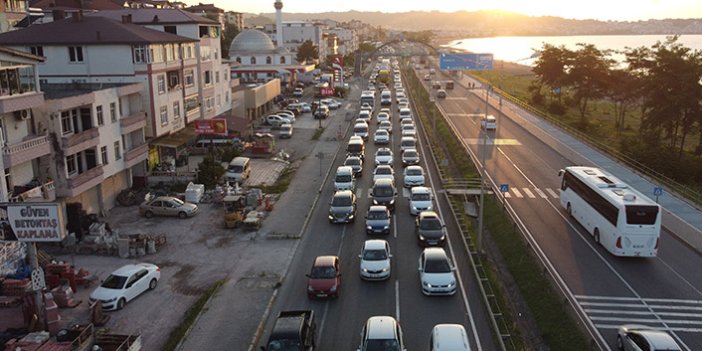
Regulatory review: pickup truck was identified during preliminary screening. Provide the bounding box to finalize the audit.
[261,310,316,351]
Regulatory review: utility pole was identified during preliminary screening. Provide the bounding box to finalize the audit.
[477,85,491,254]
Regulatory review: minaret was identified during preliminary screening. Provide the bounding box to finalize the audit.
[274,0,283,49]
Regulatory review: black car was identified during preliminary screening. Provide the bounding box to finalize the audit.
[416,211,446,246]
[365,205,391,235]
[329,190,357,224]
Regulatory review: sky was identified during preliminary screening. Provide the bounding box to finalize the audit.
[184,0,702,21]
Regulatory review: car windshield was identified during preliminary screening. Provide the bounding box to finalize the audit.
[420,218,442,230]
[376,131,388,136]
[404,151,417,158]
[377,150,391,156]
[310,266,337,279]
[332,196,352,206]
[407,169,423,176]
[425,257,451,273]
[336,174,352,182]
[363,249,388,261]
[368,210,389,220]
[266,339,302,351]
[374,186,394,197]
[364,339,400,351]
[345,158,360,166]
[101,274,127,289]
[228,165,244,172]
[402,141,415,147]
[354,126,368,133]
[171,198,185,206]
[376,168,392,175]
[412,193,431,201]
[381,122,391,127]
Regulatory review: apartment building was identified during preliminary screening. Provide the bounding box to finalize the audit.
[225,11,244,31]
[264,21,328,61]
[326,27,358,56]
[183,3,225,31]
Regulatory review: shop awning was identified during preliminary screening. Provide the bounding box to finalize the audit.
[150,125,196,148]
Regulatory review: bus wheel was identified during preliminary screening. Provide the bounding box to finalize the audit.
[566,203,572,217]
[594,228,601,245]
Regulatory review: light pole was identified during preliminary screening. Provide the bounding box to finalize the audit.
[477,85,491,253]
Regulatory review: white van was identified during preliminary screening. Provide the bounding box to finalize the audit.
[334,166,355,191]
[353,123,369,141]
[225,157,251,183]
[430,324,471,351]
[399,108,412,120]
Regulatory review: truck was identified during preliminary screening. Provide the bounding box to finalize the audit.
[261,310,316,351]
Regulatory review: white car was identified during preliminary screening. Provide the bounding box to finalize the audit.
[375,147,394,166]
[395,91,406,102]
[359,239,392,280]
[409,186,433,215]
[322,98,342,110]
[396,88,405,95]
[265,114,291,127]
[374,129,390,145]
[418,248,456,296]
[361,102,374,114]
[401,124,416,137]
[400,136,417,152]
[276,110,296,123]
[398,102,410,112]
[293,88,303,97]
[400,118,414,127]
[358,110,371,124]
[379,108,391,115]
[376,112,391,124]
[403,165,425,187]
[481,115,497,131]
[373,165,395,183]
[89,263,161,311]
[378,120,393,134]
[299,102,312,113]
[617,324,682,351]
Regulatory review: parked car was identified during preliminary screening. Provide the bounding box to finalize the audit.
[359,239,392,280]
[373,165,395,183]
[403,165,425,187]
[276,110,297,121]
[306,256,341,299]
[481,115,497,131]
[401,149,420,167]
[293,88,304,97]
[344,155,364,177]
[418,247,456,296]
[416,211,446,246]
[329,190,356,224]
[617,324,682,351]
[265,114,291,127]
[299,102,312,113]
[409,186,433,216]
[139,195,198,219]
[357,316,406,351]
[365,205,391,235]
[375,148,394,166]
[89,263,160,310]
[374,130,390,145]
[279,123,293,138]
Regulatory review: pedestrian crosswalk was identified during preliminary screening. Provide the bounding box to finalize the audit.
[499,187,560,200]
[576,295,702,333]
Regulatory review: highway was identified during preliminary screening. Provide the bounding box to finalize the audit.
[258,61,499,350]
[416,60,702,351]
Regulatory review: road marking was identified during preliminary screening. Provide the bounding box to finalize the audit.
[511,188,523,198]
[402,187,410,198]
[534,188,548,199]
[395,280,401,321]
[393,213,398,239]
[522,188,535,198]
[546,188,559,198]
[463,138,522,146]
[503,192,511,198]
[318,226,347,344]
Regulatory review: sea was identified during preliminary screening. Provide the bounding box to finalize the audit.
[446,34,702,66]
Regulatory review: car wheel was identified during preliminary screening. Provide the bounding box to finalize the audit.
[144,211,154,219]
[594,228,601,245]
[149,278,158,290]
[178,211,187,219]
[117,298,126,310]
[616,335,624,350]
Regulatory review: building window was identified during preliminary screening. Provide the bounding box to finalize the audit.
[114,141,121,160]
[68,46,84,62]
[216,94,221,107]
[204,71,212,86]
[157,75,166,94]
[61,111,73,135]
[206,97,214,111]
[225,93,229,102]
[215,71,220,84]
[266,56,272,64]
[214,49,219,60]
[173,101,180,119]
[66,154,78,175]
[160,106,168,125]
[250,56,256,64]
[110,102,117,122]
[280,56,285,64]
[29,46,43,57]
[223,69,228,80]
[101,146,108,165]
[96,105,104,126]
[133,45,147,63]
[235,57,241,64]
[185,70,194,86]
[167,70,180,89]
[185,95,199,113]
[164,25,177,34]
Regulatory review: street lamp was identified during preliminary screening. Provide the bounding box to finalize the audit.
[477,85,491,254]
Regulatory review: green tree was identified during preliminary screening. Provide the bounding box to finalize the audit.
[221,23,240,59]
[531,44,571,103]
[296,40,318,64]
[358,42,376,53]
[606,68,639,133]
[566,43,613,122]
[197,157,225,189]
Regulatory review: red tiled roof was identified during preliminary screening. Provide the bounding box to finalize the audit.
[88,8,217,25]
[0,15,198,45]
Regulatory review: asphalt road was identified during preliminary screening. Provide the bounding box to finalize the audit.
[258,63,499,350]
[419,63,702,351]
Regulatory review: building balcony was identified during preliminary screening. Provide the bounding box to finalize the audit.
[62,128,99,155]
[124,143,148,168]
[120,111,147,134]
[0,92,44,115]
[57,165,104,198]
[3,134,51,168]
[10,181,55,202]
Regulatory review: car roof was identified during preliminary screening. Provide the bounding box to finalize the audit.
[637,329,681,349]
[368,205,388,213]
[112,263,152,276]
[313,255,338,267]
[412,186,431,194]
[377,147,392,153]
[153,196,179,202]
[337,166,353,172]
[374,178,394,186]
[419,211,440,220]
[432,324,468,349]
[366,316,398,339]
[423,247,448,261]
[401,136,416,141]
[363,239,388,251]
[334,190,354,198]
[406,165,423,171]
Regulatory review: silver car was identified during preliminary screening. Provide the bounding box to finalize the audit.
[139,195,198,218]
[617,325,681,351]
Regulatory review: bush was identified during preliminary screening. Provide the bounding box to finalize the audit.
[334,87,349,98]
[196,156,225,189]
[530,91,545,106]
[547,101,567,115]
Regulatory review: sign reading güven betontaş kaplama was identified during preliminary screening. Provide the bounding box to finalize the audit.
[6,203,66,242]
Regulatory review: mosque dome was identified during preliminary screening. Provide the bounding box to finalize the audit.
[229,29,277,55]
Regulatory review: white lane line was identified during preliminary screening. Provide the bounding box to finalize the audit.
[395,280,401,321]
[534,188,548,199]
[318,225,347,344]
[511,188,523,198]
[576,295,702,304]
[503,192,511,198]
[580,302,702,311]
[590,316,702,325]
[594,324,702,333]
[522,188,535,198]
[393,213,398,239]
[585,309,702,318]
[546,188,559,198]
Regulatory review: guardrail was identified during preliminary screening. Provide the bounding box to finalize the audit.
[468,74,702,209]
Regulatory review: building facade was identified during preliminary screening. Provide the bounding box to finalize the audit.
[264,21,328,61]
[224,11,244,31]
[326,27,358,56]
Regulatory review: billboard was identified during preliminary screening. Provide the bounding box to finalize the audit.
[439,53,494,70]
[194,119,228,135]
[320,87,334,97]
[0,203,66,242]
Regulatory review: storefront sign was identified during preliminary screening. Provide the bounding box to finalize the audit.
[194,119,227,135]
[320,87,334,96]
[0,203,66,242]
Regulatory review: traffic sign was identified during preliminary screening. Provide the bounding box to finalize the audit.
[653,186,663,197]
[499,184,509,193]
[440,53,493,70]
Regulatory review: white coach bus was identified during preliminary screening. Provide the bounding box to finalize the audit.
[558,166,661,257]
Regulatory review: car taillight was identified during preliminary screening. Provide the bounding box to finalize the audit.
[616,237,622,249]
[156,267,161,272]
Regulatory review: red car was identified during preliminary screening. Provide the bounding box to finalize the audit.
[306,256,341,299]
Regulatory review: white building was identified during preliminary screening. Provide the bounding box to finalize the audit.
[327,27,358,56]
[264,21,328,61]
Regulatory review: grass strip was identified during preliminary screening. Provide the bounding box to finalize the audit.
[163,279,225,351]
[261,166,295,194]
[311,127,325,140]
